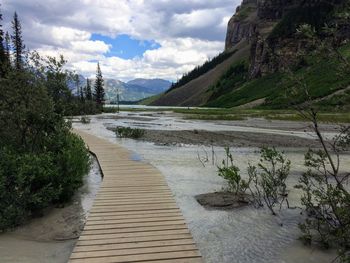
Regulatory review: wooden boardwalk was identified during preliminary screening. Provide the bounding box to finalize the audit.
[69,130,202,263]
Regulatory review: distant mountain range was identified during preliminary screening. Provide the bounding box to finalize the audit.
[69,76,171,103]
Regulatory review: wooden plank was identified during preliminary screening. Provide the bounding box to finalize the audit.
[87,209,180,217]
[70,244,197,259]
[76,234,193,247]
[85,216,184,225]
[86,212,182,221]
[69,250,201,263]
[78,229,191,241]
[83,220,186,230]
[81,224,188,235]
[69,130,202,263]
[74,239,195,252]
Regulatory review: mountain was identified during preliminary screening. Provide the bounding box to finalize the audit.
[152,0,350,109]
[127,79,171,94]
[69,76,171,103]
[105,78,170,102]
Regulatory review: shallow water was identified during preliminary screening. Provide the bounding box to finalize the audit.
[93,112,338,140]
[73,112,349,263]
[0,157,102,263]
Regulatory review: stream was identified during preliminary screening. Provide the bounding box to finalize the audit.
[1,110,348,263]
[71,111,349,263]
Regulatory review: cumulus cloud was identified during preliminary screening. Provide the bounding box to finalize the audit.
[1,0,241,81]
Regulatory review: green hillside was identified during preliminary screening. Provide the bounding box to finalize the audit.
[206,44,350,110]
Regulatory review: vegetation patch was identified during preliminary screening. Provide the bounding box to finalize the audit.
[234,6,255,21]
[115,127,145,139]
[268,2,335,40]
[0,12,91,231]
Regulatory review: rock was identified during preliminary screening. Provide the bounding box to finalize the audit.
[225,0,348,79]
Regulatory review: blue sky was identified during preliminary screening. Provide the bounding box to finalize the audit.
[91,34,161,60]
[2,0,240,81]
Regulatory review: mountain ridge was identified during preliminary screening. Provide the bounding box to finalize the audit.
[151,0,350,109]
[70,76,171,103]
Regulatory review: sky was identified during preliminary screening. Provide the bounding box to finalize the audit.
[1,0,240,81]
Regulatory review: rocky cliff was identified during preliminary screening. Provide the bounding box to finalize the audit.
[225,0,346,78]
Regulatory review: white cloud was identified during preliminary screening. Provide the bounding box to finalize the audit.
[71,40,111,54]
[2,0,241,81]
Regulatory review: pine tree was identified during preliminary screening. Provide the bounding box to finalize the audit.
[5,32,10,63]
[0,5,6,77]
[80,86,85,102]
[85,78,93,101]
[94,63,105,109]
[11,12,25,70]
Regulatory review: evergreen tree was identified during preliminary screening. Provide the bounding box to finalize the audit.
[94,62,105,108]
[5,32,10,63]
[85,78,93,101]
[11,12,25,70]
[79,86,85,102]
[0,5,6,77]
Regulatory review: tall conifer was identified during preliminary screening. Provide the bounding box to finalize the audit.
[85,78,92,101]
[11,12,25,70]
[94,63,105,108]
[0,5,6,77]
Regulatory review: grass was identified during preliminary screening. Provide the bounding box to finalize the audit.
[204,45,350,110]
[266,113,350,123]
[175,108,350,123]
[139,94,163,105]
[206,73,284,108]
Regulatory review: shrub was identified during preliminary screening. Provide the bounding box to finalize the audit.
[217,147,250,196]
[0,56,90,231]
[0,130,89,230]
[80,116,91,124]
[115,126,145,139]
[248,147,291,215]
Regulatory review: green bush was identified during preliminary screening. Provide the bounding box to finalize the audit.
[0,59,90,231]
[217,147,250,196]
[0,132,89,230]
[248,147,291,215]
[115,126,145,139]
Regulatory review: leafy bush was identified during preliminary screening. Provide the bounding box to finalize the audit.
[295,145,350,257]
[115,127,145,139]
[0,132,89,230]
[217,147,250,196]
[248,147,291,215]
[0,50,90,231]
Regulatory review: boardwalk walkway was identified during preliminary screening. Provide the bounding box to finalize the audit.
[69,130,202,263]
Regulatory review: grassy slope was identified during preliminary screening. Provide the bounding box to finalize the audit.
[138,94,163,105]
[206,44,350,109]
[151,42,250,106]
